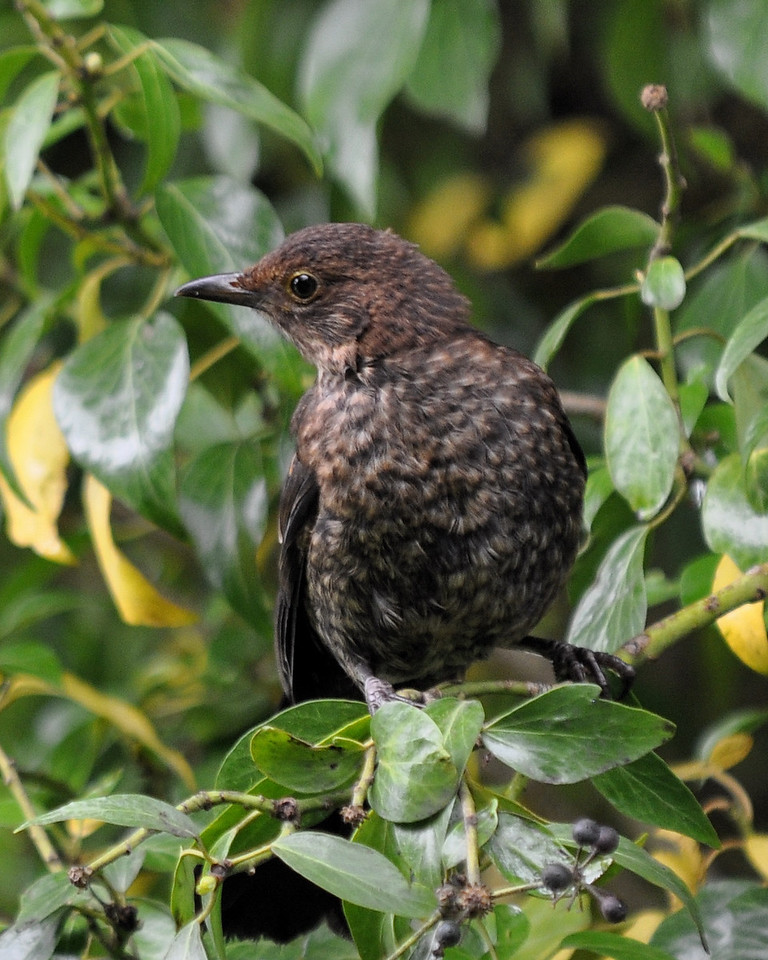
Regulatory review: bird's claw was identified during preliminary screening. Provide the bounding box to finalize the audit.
[521,637,635,699]
[364,676,422,714]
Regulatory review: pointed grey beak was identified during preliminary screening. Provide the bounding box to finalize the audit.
[174,273,259,308]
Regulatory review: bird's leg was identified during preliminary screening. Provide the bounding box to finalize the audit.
[352,662,420,714]
[519,637,635,700]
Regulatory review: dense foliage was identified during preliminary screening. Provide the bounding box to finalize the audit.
[0,1,767,958]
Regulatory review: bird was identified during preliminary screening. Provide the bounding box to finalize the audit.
[176,222,631,711]
[175,222,633,941]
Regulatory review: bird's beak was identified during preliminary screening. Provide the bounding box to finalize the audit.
[174,273,259,308]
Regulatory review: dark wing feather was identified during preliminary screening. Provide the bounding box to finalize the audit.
[276,455,361,703]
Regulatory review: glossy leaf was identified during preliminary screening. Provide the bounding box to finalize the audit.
[702,453,768,570]
[109,26,181,195]
[605,356,680,519]
[482,684,673,783]
[533,294,595,370]
[150,37,321,173]
[651,882,767,959]
[4,71,59,209]
[23,793,199,838]
[272,831,437,917]
[53,312,188,533]
[641,256,686,310]
[83,475,197,628]
[0,363,75,564]
[582,464,614,530]
[370,701,459,822]
[442,798,498,869]
[562,931,675,960]
[179,441,268,622]
[715,294,768,401]
[488,813,570,884]
[249,726,364,792]
[404,0,501,133]
[593,752,719,846]
[423,697,484,773]
[538,205,658,269]
[299,0,430,215]
[566,525,649,653]
[712,554,768,675]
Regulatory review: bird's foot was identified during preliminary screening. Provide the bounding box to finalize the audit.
[363,676,422,714]
[521,637,635,699]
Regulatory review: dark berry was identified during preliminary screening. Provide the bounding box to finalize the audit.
[540,862,574,893]
[593,825,620,855]
[598,893,627,923]
[572,818,601,846]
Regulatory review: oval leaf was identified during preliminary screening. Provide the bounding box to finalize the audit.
[702,453,768,570]
[249,726,364,792]
[538,205,659,269]
[22,794,199,839]
[482,684,673,783]
[566,525,649,653]
[641,256,686,310]
[4,71,60,209]
[179,441,268,622]
[533,294,595,370]
[272,831,437,917]
[423,697,485,774]
[53,312,188,533]
[715,294,768,402]
[370,701,459,823]
[605,356,680,519]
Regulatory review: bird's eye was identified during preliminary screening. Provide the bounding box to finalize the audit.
[288,272,319,302]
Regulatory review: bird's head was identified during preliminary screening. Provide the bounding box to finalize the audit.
[175,222,471,373]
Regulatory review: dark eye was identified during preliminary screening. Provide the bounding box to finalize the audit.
[288,272,319,301]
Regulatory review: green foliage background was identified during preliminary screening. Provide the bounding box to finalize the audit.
[1,1,768,958]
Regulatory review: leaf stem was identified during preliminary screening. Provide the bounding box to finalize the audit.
[460,779,481,886]
[385,911,442,960]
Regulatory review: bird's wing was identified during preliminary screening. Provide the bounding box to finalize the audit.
[276,455,361,703]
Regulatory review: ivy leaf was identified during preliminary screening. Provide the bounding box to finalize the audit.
[538,205,659,269]
[482,684,673,783]
[21,794,199,839]
[249,726,364,792]
[715,294,768,402]
[53,313,188,535]
[605,356,680,520]
[4,71,60,209]
[272,831,437,917]
[702,454,768,570]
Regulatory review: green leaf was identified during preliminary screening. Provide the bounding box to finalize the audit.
[562,931,675,960]
[404,0,501,133]
[605,356,680,520]
[0,641,63,683]
[482,684,673,783]
[103,848,146,894]
[583,464,614,531]
[641,256,686,310]
[702,453,768,570]
[0,47,39,104]
[42,0,103,17]
[16,872,89,923]
[696,708,768,764]
[108,27,181,195]
[487,813,570,885]
[53,312,188,534]
[442,798,498,869]
[732,355,768,511]
[150,37,321,174]
[370,701,459,822]
[707,0,768,112]
[0,916,59,960]
[249,726,364,792]
[533,294,595,370]
[0,300,50,501]
[299,0,430,215]
[272,831,437,917]
[566,525,649,653]
[737,216,768,244]
[164,922,207,960]
[423,697,484,773]
[538,206,659,269]
[593,752,719,846]
[21,794,199,838]
[4,71,60,209]
[651,882,767,959]
[715,294,768,402]
[179,441,268,622]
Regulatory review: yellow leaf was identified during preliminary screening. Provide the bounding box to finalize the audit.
[618,909,666,945]
[0,363,75,564]
[408,173,491,259]
[652,829,703,905]
[745,833,768,881]
[83,473,197,628]
[76,257,131,342]
[1,670,195,789]
[468,119,607,270]
[713,554,768,675]
[708,732,754,770]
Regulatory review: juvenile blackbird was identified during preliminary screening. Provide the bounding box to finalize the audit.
[176,223,632,942]
[176,223,631,710]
